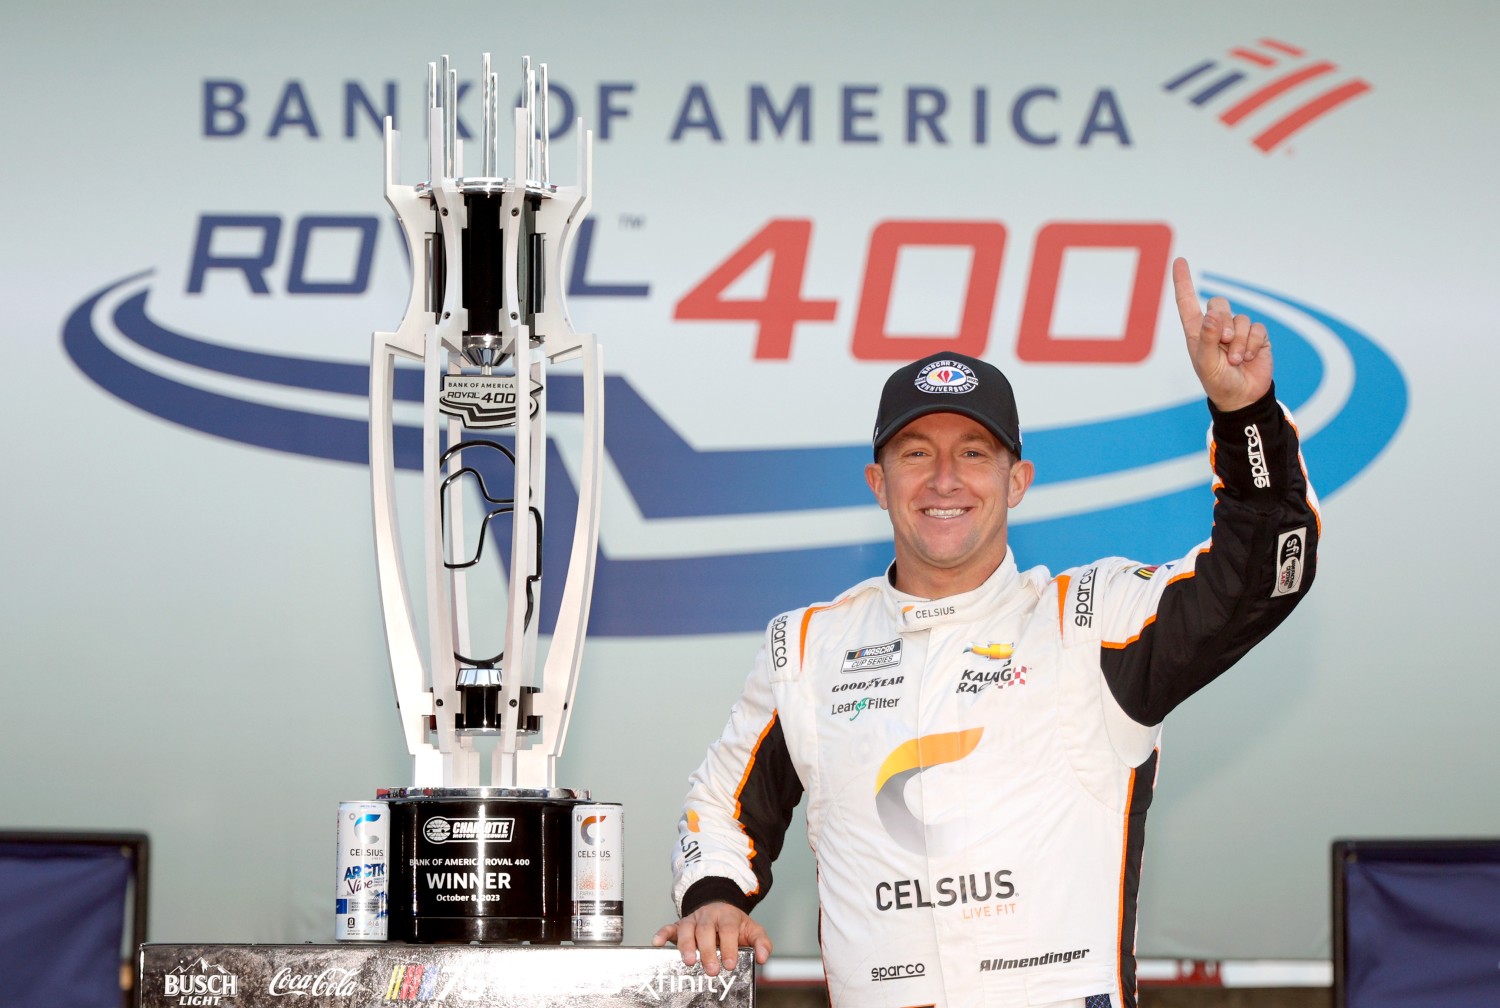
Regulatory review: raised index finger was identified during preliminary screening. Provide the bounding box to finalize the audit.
[1172,256,1203,335]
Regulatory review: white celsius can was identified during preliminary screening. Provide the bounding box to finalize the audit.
[335,800,389,941]
[571,802,623,944]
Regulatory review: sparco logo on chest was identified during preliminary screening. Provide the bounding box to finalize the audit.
[770,614,789,668]
[870,962,927,982]
[1073,567,1096,627]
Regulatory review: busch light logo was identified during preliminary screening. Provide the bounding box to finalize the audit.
[163,959,239,1005]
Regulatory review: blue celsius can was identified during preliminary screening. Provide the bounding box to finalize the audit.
[335,800,389,941]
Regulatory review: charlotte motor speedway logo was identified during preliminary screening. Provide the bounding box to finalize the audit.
[60,44,1404,637]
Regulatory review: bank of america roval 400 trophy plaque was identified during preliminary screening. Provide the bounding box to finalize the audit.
[363,53,615,947]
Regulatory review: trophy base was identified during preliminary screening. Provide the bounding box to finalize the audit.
[381,787,587,945]
[405,914,562,944]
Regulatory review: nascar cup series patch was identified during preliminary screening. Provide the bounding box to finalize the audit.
[915,360,978,394]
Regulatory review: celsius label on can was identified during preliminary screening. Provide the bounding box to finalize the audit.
[571,803,623,944]
[335,800,389,941]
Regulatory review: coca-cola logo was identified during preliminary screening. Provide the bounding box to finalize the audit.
[267,966,360,998]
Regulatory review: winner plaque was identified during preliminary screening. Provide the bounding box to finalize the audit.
[364,53,611,945]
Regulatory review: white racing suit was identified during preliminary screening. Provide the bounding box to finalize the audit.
[671,390,1320,1007]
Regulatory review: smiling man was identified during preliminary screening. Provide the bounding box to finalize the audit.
[654,259,1321,1008]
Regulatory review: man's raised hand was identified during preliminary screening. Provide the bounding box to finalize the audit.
[1173,257,1273,412]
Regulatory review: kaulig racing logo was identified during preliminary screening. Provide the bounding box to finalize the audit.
[60,49,1403,639]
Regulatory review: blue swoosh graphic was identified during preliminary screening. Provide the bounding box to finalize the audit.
[62,271,1405,634]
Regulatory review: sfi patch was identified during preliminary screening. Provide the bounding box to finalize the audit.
[914,359,978,394]
[1271,527,1307,597]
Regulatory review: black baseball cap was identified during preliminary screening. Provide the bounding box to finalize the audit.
[871,351,1022,459]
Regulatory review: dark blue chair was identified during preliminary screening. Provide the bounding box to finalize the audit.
[0,831,149,1008]
[1333,838,1500,1008]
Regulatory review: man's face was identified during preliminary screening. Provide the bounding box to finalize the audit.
[865,412,1034,599]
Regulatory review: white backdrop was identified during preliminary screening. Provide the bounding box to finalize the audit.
[3,0,1496,963]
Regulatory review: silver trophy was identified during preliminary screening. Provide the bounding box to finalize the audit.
[365,55,614,944]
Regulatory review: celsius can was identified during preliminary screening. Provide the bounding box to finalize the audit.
[571,802,623,944]
[335,800,389,941]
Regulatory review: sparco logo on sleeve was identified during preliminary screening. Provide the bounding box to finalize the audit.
[1271,527,1307,597]
[843,639,902,672]
[1245,424,1272,488]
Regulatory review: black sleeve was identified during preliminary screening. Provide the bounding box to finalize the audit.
[676,708,804,916]
[1099,385,1320,725]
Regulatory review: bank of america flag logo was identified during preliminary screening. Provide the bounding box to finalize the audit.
[1164,37,1372,153]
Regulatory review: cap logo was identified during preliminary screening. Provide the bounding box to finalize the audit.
[914,359,978,395]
